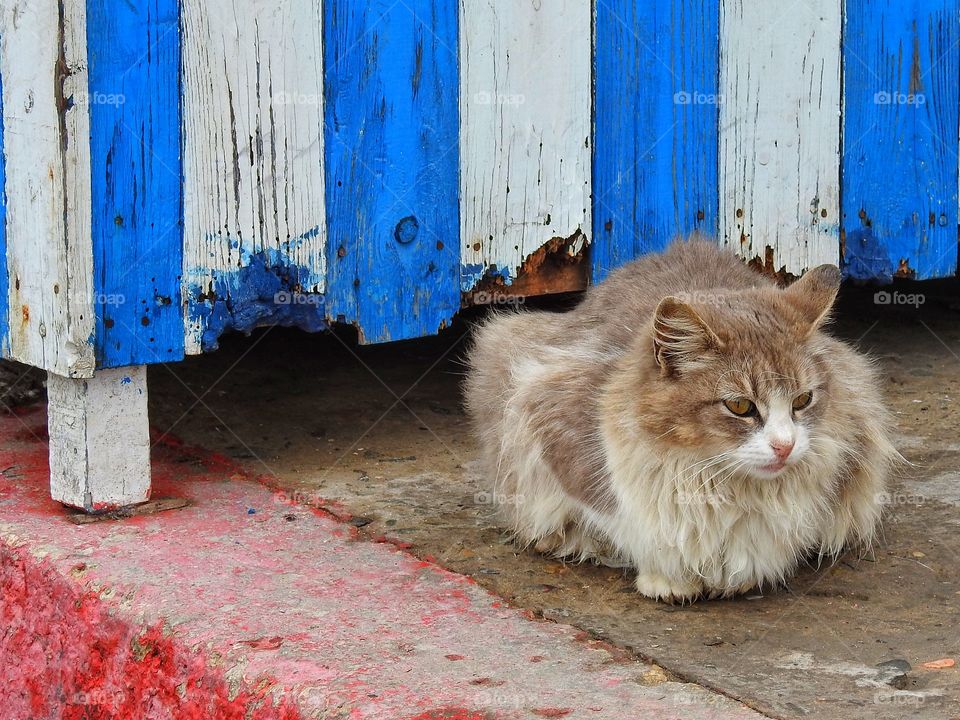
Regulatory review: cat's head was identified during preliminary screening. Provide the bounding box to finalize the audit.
[645,265,841,480]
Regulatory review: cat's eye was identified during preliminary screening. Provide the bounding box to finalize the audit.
[723,398,756,417]
[792,391,813,411]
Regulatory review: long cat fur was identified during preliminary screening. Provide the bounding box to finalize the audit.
[465,238,898,602]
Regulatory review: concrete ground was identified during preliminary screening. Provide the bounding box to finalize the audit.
[142,279,960,720]
[3,277,958,718]
[0,406,761,719]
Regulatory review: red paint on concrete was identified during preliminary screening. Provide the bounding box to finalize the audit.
[0,543,300,720]
[0,406,764,720]
[407,710,490,720]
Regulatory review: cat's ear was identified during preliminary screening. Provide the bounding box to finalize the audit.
[783,264,841,332]
[652,297,723,376]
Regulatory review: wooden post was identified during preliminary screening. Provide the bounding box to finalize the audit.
[47,366,151,511]
[1,3,175,510]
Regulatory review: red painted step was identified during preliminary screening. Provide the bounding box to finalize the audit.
[0,406,761,720]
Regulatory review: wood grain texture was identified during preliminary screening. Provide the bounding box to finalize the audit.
[0,0,95,377]
[182,0,327,353]
[48,366,150,510]
[593,0,719,282]
[324,0,459,342]
[841,0,959,281]
[459,0,590,292]
[87,0,184,367]
[0,54,8,354]
[719,0,841,275]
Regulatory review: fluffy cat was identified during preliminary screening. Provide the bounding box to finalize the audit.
[465,238,897,602]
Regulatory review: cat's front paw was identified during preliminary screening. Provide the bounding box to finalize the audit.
[634,572,703,604]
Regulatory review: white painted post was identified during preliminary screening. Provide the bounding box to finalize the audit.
[47,366,151,511]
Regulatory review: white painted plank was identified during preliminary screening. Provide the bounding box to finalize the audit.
[48,366,151,510]
[0,0,95,376]
[459,0,591,291]
[719,0,842,274]
[181,0,327,354]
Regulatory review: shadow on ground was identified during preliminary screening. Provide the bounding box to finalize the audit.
[148,280,960,720]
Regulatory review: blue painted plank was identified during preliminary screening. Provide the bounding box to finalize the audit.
[842,0,959,281]
[0,58,8,356]
[323,0,459,343]
[592,0,720,282]
[86,0,183,366]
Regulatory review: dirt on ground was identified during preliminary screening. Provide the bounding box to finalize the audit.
[143,279,960,720]
[0,360,46,410]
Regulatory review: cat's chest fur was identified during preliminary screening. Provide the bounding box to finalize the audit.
[595,427,842,592]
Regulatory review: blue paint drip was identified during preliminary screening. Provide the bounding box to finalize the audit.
[593,0,720,282]
[86,0,184,367]
[188,250,326,352]
[842,0,959,280]
[323,1,460,343]
[297,225,322,242]
[0,60,8,355]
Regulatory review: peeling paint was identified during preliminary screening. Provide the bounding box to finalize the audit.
[463,230,588,305]
[187,250,325,352]
[893,257,917,280]
[747,246,797,285]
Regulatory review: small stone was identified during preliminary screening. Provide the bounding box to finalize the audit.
[876,659,911,689]
[636,666,672,686]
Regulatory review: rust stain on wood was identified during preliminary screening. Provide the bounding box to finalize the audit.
[464,230,588,305]
[747,246,797,286]
[894,258,917,279]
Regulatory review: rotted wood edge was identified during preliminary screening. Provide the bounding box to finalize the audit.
[462,230,590,305]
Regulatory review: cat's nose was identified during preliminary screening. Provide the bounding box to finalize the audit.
[770,440,795,461]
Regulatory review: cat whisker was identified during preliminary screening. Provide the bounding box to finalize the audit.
[669,451,735,486]
[694,458,746,499]
[652,425,680,441]
[709,460,749,495]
